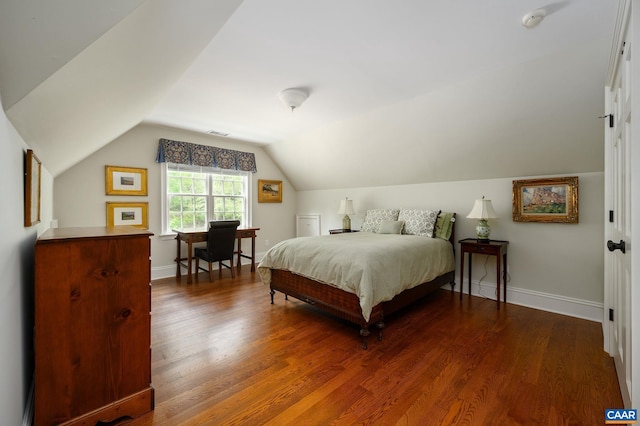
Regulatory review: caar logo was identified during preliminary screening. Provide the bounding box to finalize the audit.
[605,409,637,424]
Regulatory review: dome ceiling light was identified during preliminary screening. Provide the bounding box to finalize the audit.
[521,9,546,28]
[278,88,309,111]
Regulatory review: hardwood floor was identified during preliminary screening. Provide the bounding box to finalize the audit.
[123,267,622,425]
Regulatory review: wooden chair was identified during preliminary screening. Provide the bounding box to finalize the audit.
[194,220,240,282]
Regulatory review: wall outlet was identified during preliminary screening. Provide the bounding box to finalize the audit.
[265,239,270,246]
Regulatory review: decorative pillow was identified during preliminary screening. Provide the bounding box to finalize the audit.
[360,209,400,233]
[377,220,405,234]
[398,209,440,237]
[434,212,456,240]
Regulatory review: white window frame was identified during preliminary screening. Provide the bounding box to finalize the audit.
[161,162,252,235]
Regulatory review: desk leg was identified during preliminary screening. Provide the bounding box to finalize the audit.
[236,236,242,272]
[251,234,256,271]
[496,252,501,309]
[459,252,464,300]
[175,236,181,279]
[186,241,194,284]
[503,253,508,303]
[468,253,473,296]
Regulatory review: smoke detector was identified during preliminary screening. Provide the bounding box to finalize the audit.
[522,9,546,28]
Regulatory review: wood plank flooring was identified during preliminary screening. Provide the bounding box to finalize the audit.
[122,267,622,425]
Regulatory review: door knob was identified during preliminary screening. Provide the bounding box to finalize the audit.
[607,240,626,253]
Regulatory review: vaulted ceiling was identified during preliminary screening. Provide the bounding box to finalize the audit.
[0,1,617,190]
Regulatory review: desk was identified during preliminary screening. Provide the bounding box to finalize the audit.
[173,227,260,284]
[459,238,509,309]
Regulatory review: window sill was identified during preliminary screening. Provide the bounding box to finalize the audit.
[158,232,177,241]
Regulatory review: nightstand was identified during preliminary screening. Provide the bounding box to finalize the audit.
[459,238,509,309]
[329,229,359,234]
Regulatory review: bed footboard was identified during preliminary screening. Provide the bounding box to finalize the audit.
[269,269,452,349]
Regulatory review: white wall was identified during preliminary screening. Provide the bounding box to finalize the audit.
[54,123,298,279]
[0,96,53,425]
[297,172,604,319]
[55,125,604,321]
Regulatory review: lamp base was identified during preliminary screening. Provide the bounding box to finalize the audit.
[342,215,351,231]
[475,219,491,242]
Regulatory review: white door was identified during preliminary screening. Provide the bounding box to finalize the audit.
[604,0,635,408]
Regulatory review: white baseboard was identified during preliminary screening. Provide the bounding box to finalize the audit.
[23,381,34,426]
[450,279,604,323]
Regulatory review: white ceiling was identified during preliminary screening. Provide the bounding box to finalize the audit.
[0,0,618,189]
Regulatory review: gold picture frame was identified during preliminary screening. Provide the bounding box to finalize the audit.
[24,149,41,227]
[106,202,149,229]
[512,176,579,223]
[258,179,283,203]
[105,165,148,196]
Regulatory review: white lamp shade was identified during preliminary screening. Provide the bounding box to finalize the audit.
[466,198,498,219]
[337,198,355,215]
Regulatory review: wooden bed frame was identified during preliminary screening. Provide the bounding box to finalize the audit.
[269,214,456,349]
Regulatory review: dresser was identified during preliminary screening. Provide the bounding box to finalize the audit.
[34,226,154,425]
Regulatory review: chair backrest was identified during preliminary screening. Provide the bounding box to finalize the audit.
[206,220,240,261]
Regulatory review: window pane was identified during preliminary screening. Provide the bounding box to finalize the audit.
[195,196,206,212]
[169,213,182,230]
[183,212,195,228]
[212,179,223,195]
[165,164,249,232]
[195,213,207,228]
[168,176,181,193]
[182,179,194,193]
[168,196,182,212]
[183,196,194,212]
[193,179,206,194]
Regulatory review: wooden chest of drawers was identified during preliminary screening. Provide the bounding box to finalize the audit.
[34,226,154,425]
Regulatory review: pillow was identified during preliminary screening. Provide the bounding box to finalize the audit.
[434,212,456,240]
[360,209,400,233]
[377,220,404,234]
[398,209,440,237]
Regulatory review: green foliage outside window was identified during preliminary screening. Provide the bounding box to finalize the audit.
[166,168,247,231]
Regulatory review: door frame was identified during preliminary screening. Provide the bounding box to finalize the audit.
[604,0,639,409]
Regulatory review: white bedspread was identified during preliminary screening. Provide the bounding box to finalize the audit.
[258,232,455,321]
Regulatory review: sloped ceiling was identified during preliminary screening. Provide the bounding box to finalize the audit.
[0,0,618,189]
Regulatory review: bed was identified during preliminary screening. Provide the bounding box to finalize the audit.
[258,209,456,348]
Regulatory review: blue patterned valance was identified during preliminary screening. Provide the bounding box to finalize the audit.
[156,138,257,173]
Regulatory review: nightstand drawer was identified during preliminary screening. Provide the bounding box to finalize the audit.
[466,244,500,255]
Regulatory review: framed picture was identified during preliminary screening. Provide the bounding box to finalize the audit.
[24,149,41,227]
[106,202,149,229]
[258,179,283,203]
[105,165,148,196]
[512,176,579,223]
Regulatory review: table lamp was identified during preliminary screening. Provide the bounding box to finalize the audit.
[466,196,498,242]
[337,197,355,231]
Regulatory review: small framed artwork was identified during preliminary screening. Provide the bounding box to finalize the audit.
[512,176,579,223]
[106,202,149,229]
[105,165,148,196]
[24,149,42,227]
[258,179,283,203]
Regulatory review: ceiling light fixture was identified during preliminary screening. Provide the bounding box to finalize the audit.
[278,88,309,111]
[521,8,546,28]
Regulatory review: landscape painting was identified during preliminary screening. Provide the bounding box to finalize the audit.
[512,177,579,223]
[258,179,283,203]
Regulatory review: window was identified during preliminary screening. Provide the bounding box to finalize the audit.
[162,163,250,234]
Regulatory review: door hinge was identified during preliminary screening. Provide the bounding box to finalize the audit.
[621,41,626,55]
[599,114,614,128]
[609,308,614,321]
